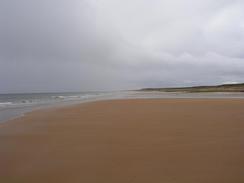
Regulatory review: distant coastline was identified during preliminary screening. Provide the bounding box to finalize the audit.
[140,83,244,93]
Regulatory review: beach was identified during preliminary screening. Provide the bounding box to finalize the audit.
[0,99,244,183]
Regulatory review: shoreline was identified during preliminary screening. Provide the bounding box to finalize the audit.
[1,98,244,182]
[1,91,244,124]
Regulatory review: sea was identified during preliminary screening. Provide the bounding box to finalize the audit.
[1,91,244,123]
[0,91,124,123]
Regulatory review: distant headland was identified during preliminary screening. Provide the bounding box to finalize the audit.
[140,83,244,93]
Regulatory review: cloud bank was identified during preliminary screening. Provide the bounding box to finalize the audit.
[0,0,244,93]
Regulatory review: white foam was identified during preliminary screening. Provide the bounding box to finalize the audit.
[0,102,13,106]
[52,96,65,99]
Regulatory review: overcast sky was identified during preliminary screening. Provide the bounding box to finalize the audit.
[0,0,244,93]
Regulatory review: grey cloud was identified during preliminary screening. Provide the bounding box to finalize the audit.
[0,0,244,93]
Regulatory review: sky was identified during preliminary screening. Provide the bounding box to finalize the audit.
[0,0,244,93]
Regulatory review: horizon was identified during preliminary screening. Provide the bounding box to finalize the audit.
[1,82,244,95]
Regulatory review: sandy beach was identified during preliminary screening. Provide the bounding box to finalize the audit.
[0,99,244,183]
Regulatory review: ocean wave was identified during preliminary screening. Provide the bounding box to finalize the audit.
[0,102,13,106]
[52,95,81,100]
[52,96,66,99]
[20,100,33,104]
[66,96,81,98]
[52,95,97,100]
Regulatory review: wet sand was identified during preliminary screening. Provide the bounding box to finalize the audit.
[0,99,244,183]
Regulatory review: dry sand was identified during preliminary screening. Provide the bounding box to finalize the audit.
[0,99,244,183]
